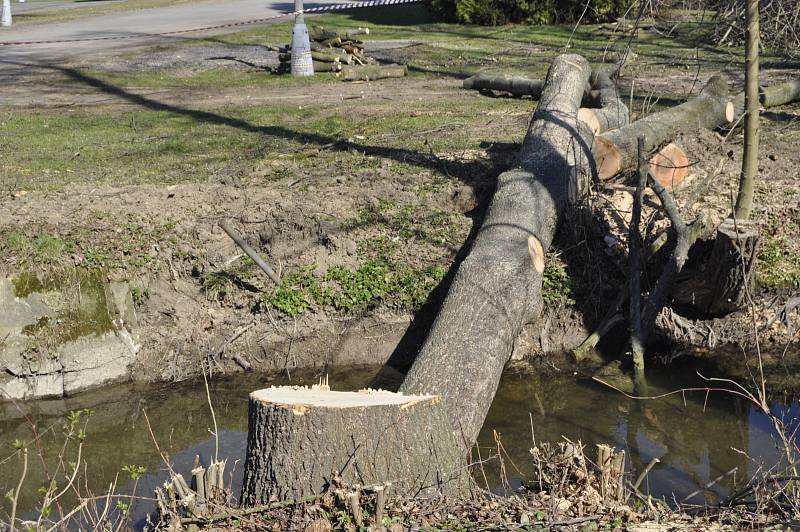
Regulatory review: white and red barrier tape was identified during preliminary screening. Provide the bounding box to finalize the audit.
[0,0,422,46]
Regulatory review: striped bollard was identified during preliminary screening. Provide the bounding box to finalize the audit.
[290,0,313,76]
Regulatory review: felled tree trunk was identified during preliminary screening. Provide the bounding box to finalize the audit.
[240,387,467,504]
[339,64,407,81]
[462,73,600,104]
[672,218,759,316]
[462,73,546,98]
[731,79,800,120]
[400,54,594,450]
[577,71,629,134]
[593,75,733,185]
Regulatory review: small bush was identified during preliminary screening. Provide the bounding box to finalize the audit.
[428,0,635,25]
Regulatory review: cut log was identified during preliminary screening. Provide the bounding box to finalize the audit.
[313,60,342,73]
[240,387,467,504]
[760,80,800,107]
[672,218,759,316]
[310,26,340,42]
[577,71,629,134]
[463,73,601,105]
[400,54,595,450]
[339,64,407,82]
[340,44,363,56]
[594,75,732,182]
[343,27,370,39]
[731,79,800,120]
[648,142,690,188]
[463,73,546,98]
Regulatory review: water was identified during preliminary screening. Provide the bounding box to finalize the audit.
[1,365,797,529]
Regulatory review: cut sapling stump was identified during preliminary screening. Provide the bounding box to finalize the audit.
[240,384,467,505]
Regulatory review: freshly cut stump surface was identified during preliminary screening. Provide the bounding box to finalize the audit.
[240,386,467,505]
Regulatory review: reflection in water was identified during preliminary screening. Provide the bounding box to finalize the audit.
[1,365,797,530]
[476,370,799,506]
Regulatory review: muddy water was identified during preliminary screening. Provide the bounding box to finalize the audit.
[0,365,797,529]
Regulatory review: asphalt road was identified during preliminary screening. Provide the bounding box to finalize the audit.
[0,0,345,64]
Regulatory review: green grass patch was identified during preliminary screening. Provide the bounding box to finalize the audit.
[263,260,446,317]
[0,89,526,190]
[542,251,575,306]
[758,237,800,289]
[0,220,175,276]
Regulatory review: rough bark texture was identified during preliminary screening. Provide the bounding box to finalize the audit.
[593,75,731,181]
[760,80,800,106]
[672,218,759,316]
[240,388,467,505]
[339,65,407,81]
[577,71,629,134]
[400,54,595,450]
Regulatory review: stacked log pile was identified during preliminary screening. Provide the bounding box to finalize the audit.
[276,26,407,81]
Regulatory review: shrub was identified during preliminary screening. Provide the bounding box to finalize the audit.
[428,0,635,25]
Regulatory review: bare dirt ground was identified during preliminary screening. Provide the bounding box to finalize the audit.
[1,11,799,397]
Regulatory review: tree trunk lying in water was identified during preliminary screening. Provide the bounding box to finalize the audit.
[240,387,467,504]
[401,54,595,451]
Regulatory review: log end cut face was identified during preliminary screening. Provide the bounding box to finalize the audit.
[594,135,623,181]
[577,108,602,135]
[250,387,439,412]
[648,142,689,189]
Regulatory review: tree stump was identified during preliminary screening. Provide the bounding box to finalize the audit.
[240,386,467,505]
[672,218,759,316]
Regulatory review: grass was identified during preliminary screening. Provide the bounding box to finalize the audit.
[0,86,528,190]
[263,259,446,317]
[758,237,800,289]
[0,220,174,276]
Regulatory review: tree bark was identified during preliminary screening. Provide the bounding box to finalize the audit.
[462,73,600,104]
[593,75,732,183]
[671,218,759,316]
[760,80,800,107]
[734,0,760,220]
[400,54,595,450]
[240,387,467,505]
[730,80,800,120]
[577,71,629,134]
[462,73,546,98]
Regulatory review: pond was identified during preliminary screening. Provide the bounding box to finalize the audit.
[1,364,797,529]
